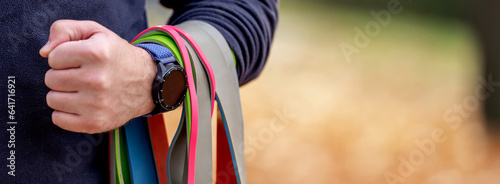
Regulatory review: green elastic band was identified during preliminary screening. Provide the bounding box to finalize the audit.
[132,33,183,66]
[132,33,194,137]
[115,129,131,184]
[231,50,237,67]
[134,32,199,82]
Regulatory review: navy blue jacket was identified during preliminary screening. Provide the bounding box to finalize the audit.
[0,0,277,183]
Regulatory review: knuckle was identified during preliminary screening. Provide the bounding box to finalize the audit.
[85,20,100,27]
[82,72,110,91]
[50,20,66,32]
[51,20,75,38]
[51,112,61,125]
[94,73,111,91]
[44,70,54,89]
[86,43,111,62]
[47,53,57,68]
[51,111,74,130]
[46,45,68,69]
[46,92,55,109]
[84,20,107,34]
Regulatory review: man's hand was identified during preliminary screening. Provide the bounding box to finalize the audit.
[40,20,156,134]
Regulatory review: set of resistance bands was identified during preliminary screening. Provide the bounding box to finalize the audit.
[108,21,248,184]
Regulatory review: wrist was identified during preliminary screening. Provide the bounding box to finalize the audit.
[135,46,157,116]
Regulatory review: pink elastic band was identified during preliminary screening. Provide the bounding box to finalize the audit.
[161,25,199,184]
[171,26,216,114]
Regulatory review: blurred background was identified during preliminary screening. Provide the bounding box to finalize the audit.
[147,0,500,183]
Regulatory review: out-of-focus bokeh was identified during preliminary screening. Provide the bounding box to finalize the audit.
[147,0,500,183]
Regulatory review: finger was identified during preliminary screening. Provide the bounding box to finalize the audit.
[52,110,108,134]
[51,110,86,133]
[46,90,80,114]
[45,68,82,92]
[47,41,88,69]
[40,20,104,58]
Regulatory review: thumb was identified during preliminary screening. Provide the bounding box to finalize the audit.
[40,20,104,58]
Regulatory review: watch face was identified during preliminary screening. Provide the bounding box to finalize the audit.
[162,69,187,107]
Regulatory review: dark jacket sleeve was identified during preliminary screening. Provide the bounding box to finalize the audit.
[160,0,278,85]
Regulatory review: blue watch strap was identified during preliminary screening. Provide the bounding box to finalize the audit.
[135,43,177,65]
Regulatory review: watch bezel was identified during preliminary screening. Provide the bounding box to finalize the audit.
[152,63,187,112]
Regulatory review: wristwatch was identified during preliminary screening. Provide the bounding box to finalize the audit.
[135,43,188,116]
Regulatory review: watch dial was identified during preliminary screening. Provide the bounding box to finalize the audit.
[162,70,187,107]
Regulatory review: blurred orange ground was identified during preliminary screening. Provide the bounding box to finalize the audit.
[154,1,500,183]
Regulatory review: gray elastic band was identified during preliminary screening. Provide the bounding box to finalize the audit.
[182,37,214,184]
[167,115,188,184]
[177,20,248,184]
[165,35,215,184]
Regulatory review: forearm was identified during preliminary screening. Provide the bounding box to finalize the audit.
[162,0,279,85]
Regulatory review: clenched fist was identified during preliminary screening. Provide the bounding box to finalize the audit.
[40,20,156,134]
